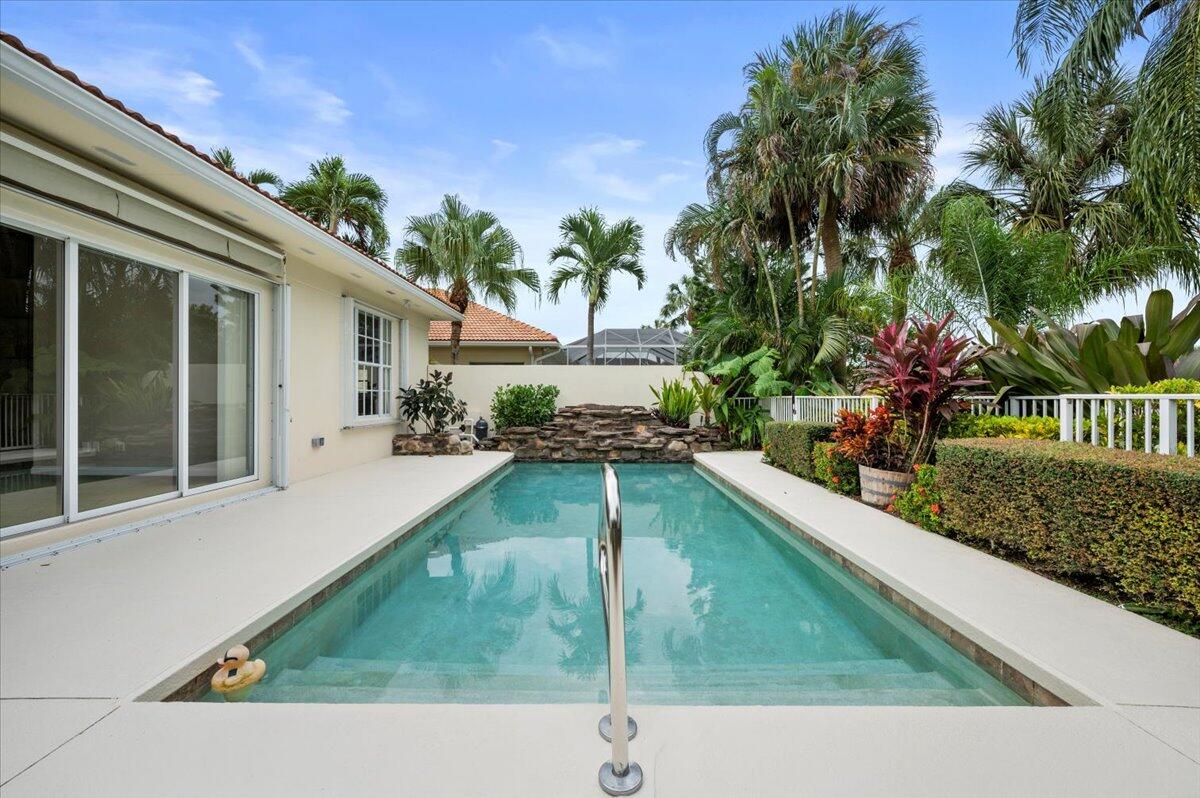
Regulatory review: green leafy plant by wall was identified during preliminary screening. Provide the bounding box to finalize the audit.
[763,421,835,479]
[399,370,468,433]
[490,384,561,430]
[650,379,700,427]
[935,439,1200,623]
[812,441,859,495]
[891,464,945,533]
[944,414,1058,440]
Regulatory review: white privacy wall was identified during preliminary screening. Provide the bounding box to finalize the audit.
[433,365,702,423]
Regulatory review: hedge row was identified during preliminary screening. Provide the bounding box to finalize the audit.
[944,414,1058,440]
[763,421,835,479]
[935,439,1200,618]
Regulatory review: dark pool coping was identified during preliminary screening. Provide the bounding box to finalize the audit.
[692,459,1071,707]
[161,461,515,702]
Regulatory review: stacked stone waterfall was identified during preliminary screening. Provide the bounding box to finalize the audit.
[481,404,729,462]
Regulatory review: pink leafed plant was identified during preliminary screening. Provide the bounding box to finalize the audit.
[860,313,986,467]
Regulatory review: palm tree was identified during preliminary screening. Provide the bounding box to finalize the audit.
[209,146,282,191]
[1013,0,1199,247]
[780,7,940,279]
[281,155,390,255]
[547,208,646,364]
[397,194,540,364]
[656,269,714,330]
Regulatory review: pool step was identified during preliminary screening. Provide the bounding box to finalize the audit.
[250,681,995,706]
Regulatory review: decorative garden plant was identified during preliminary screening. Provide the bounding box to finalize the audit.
[650,379,699,427]
[982,289,1200,394]
[398,370,467,434]
[859,313,986,467]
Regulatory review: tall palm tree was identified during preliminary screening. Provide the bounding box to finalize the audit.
[281,155,390,255]
[209,146,282,191]
[1013,0,1199,246]
[547,208,646,364]
[780,7,940,279]
[397,195,540,364]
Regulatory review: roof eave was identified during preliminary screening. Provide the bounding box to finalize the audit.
[0,37,462,322]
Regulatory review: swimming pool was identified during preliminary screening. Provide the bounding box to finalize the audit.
[206,463,1024,705]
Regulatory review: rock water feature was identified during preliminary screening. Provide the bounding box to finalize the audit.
[479,404,729,462]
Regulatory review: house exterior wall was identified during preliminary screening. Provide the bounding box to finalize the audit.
[429,344,556,366]
[284,258,432,484]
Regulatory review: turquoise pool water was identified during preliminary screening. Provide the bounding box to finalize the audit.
[208,463,1024,705]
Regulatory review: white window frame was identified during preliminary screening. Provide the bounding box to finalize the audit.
[342,298,403,428]
[0,211,265,538]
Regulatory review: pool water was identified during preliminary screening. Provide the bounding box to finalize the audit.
[208,463,1024,705]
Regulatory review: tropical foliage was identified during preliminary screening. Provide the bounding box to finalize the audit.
[650,379,700,427]
[209,146,282,191]
[982,289,1200,393]
[397,195,540,364]
[280,155,390,256]
[547,208,646,364]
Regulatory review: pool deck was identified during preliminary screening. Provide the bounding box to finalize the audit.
[2,450,1198,796]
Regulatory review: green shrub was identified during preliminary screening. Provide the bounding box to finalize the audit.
[1110,378,1200,395]
[935,439,1200,621]
[813,441,859,495]
[650,379,699,427]
[892,464,945,534]
[490,384,560,430]
[763,421,835,479]
[944,414,1058,440]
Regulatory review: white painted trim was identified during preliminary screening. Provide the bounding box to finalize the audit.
[1,44,461,322]
[0,486,278,569]
[272,282,291,489]
[176,271,189,495]
[342,297,398,427]
[73,490,182,522]
[63,237,79,519]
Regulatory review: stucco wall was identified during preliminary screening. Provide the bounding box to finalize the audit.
[285,258,433,484]
[434,364,701,424]
[429,345,556,366]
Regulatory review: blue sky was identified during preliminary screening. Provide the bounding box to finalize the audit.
[2,1,1175,339]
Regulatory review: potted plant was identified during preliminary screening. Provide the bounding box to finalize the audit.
[839,314,984,506]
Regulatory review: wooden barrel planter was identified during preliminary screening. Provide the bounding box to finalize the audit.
[858,465,915,507]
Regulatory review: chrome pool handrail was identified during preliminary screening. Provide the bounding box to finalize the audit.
[597,464,642,795]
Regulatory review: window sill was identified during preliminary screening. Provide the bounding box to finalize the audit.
[342,417,403,430]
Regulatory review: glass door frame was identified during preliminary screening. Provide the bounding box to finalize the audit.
[0,213,264,538]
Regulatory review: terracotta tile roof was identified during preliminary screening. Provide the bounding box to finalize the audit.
[0,31,458,315]
[427,291,558,343]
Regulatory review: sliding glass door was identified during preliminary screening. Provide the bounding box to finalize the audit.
[0,222,260,537]
[188,277,254,489]
[0,226,63,529]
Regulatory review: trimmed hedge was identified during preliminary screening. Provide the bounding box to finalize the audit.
[936,439,1200,619]
[763,421,835,479]
[944,414,1058,440]
[813,441,859,495]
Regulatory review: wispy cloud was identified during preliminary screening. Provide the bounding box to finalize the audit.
[527,23,618,70]
[233,35,351,125]
[75,50,220,112]
[933,116,977,187]
[556,135,686,202]
[491,139,518,160]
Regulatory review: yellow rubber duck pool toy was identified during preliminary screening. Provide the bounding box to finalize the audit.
[210,644,266,702]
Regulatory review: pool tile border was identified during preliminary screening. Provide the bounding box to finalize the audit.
[164,464,513,702]
[694,460,1069,707]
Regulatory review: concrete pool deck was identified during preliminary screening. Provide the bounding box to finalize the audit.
[1,451,1197,796]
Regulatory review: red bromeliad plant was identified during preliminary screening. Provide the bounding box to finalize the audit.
[860,314,986,467]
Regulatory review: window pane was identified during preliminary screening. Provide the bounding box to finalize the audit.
[0,225,62,528]
[77,247,176,511]
[188,278,253,489]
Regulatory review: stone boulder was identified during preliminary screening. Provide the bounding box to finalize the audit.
[393,432,474,456]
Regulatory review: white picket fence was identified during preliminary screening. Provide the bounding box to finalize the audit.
[747,392,1198,457]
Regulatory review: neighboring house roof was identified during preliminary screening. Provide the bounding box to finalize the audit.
[564,328,689,348]
[428,292,558,344]
[0,31,458,316]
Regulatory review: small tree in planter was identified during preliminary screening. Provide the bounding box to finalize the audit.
[398,370,468,434]
[839,314,984,505]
